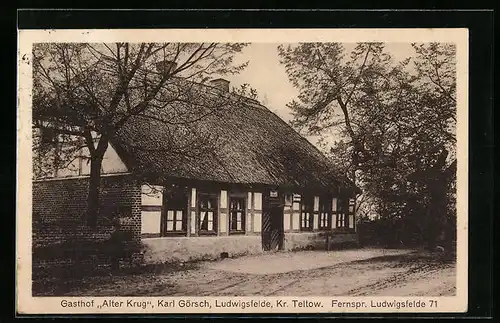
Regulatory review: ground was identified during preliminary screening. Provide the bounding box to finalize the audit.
[33,248,456,296]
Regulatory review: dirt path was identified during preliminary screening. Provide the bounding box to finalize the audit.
[34,249,456,297]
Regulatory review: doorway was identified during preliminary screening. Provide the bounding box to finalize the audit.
[262,205,284,251]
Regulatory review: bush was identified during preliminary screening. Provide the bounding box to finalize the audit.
[357,215,456,249]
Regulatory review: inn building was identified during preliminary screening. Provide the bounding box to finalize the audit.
[32,76,360,263]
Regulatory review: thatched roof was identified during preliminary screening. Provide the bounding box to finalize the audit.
[112,83,359,194]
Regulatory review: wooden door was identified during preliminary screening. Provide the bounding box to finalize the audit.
[262,204,284,251]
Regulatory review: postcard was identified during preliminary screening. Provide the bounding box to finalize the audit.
[17,27,468,314]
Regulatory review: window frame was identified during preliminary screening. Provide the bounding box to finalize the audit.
[336,198,349,229]
[197,192,218,235]
[318,197,332,230]
[299,195,314,231]
[348,197,356,231]
[229,196,246,234]
[162,188,188,236]
[165,209,186,233]
[336,213,347,228]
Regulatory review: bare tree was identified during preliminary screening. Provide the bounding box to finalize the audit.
[32,42,250,227]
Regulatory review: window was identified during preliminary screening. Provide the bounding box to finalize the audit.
[319,198,331,230]
[348,198,356,230]
[336,198,349,228]
[229,197,245,233]
[166,210,184,232]
[163,189,187,235]
[300,195,314,231]
[337,213,347,228]
[198,193,218,234]
[292,194,301,210]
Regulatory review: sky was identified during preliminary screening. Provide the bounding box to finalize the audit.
[224,43,417,148]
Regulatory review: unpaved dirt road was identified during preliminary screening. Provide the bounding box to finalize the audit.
[34,249,456,296]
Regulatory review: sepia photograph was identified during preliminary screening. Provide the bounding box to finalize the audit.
[17,28,468,314]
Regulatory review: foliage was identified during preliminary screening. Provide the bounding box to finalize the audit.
[278,42,457,248]
[357,213,457,249]
[32,42,250,226]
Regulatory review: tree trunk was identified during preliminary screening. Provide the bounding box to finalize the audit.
[86,133,110,227]
[422,149,453,250]
[425,173,449,250]
[86,154,104,227]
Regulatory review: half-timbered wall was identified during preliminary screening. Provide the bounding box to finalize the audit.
[38,140,129,179]
[284,194,356,233]
[291,194,301,230]
[140,185,163,237]
[141,186,265,238]
[283,194,293,231]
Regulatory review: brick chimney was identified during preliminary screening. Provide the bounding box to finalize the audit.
[209,78,230,92]
[155,60,177,75]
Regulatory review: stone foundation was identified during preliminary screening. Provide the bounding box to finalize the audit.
[142,235,263,264]
[142,232,359,264]
[284,232,358,251]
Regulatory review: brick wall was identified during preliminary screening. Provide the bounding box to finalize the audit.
[32,174,141,248]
